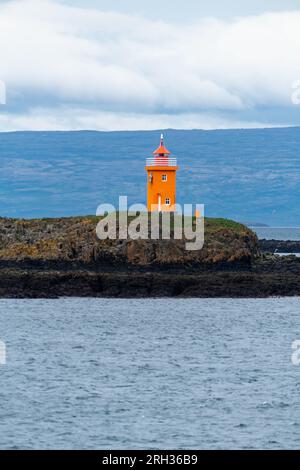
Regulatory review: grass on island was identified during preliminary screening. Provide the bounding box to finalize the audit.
[1,214,250,236]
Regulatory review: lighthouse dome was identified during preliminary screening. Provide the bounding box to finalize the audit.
[153,134,171,155]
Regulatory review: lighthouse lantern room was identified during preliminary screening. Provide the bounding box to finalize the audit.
[145,134,179,212]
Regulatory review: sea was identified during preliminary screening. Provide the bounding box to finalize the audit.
[253,227,300,241]
[1,297,300,450]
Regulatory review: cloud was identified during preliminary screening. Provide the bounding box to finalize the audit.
[0,0,300,130]
[0,80,6,104]
[0,106,281,131]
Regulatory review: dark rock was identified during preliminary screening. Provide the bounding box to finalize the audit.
[259,239,300,253]
[0,216,299,298]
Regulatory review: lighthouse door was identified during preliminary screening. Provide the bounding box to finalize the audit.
[158,194,161,212]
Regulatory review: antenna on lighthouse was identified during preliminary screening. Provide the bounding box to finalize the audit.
[160,133,164,144]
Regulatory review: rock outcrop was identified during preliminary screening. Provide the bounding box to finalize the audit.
[0,216,258,269]
[259,239,300,254]
[0,215,299,298]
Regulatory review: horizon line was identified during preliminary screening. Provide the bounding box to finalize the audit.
[0,125,299,134]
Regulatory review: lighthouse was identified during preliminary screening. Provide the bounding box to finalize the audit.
[146,134,179,212]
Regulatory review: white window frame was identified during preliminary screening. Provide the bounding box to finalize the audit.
[165,197,171,206]
[162,174,167,182]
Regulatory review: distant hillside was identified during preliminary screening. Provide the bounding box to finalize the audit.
[243,222,270,228]
[0,127,299,225]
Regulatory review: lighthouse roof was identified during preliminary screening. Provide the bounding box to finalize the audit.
[153,134,171,155]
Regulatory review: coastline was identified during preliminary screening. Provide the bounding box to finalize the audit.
[0,254,299,299]
[0,216,299,298]
[1,268,300,299]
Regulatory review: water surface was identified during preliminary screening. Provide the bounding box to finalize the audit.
[0,298,300,449]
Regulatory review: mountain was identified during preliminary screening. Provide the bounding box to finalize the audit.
[0,127,299,225]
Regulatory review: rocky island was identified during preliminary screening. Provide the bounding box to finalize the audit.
[0,215,299,298]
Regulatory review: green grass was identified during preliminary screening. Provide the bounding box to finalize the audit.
[204,217,249,233]
[0,214,252,235]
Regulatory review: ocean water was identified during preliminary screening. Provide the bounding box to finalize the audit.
[1,297,300,450]
[253,227,300,241]
[276,253,300,257]
[0,127,300,226]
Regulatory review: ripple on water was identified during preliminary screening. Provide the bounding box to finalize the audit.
[0,297,299,449]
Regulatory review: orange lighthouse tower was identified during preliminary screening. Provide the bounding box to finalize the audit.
[146,134,179,212]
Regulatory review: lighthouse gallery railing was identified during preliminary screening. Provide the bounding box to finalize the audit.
[146,158,177,167]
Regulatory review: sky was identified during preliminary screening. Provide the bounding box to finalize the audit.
[60,0,300,21]
[0,0,300,131]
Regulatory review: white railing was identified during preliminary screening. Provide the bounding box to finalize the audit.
[146,157,177,167]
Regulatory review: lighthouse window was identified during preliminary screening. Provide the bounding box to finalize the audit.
[165,198,171,205]
[162,174,167,181]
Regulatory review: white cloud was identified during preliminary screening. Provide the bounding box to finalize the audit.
[0,80,6,104]
[0,0,299,130]
[0,107,284,132]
